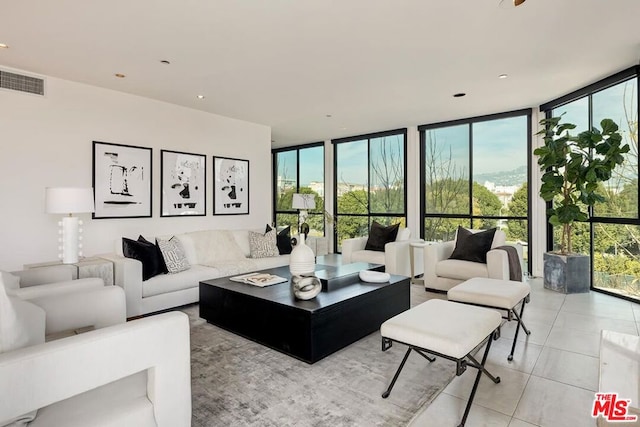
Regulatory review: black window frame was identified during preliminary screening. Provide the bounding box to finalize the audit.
[271,142,325,235]
[332,128,408,253]
[418,108,533,274]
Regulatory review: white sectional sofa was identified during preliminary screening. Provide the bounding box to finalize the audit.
[101,229,290,317]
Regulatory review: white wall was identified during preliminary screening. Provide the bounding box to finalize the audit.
[0,71,272,271]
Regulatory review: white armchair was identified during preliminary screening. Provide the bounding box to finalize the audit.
[0,311,191,427]
[423,229,523,292]
[0,267,192,426]
[341,228,422,277]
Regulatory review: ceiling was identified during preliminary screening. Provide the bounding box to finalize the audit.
[1,0,639,148]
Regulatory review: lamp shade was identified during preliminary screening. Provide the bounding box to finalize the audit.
[291,193,316,210]
[45,187,95,214]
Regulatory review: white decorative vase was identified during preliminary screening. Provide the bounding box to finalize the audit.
[289,234,316,276]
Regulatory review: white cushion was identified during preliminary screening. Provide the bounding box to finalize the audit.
[0,279,39,354]
[252,255,290,271]
[230,229,253,258]
[187,230,246,265]
[29,372,155,427]
[173,233,198,266]
[142,264,218,298]
[448,277,531,309]
[381,299,501,359]
[351,250,385,265]
[435,259,489,280]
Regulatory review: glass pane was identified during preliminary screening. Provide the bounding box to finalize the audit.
[370,134,405,214]
[592,78,638,219]
[336,140,369,214]
[371,216,406,229]
[423,217,469,242]
[473,115,528,224]
[593,223,640,301]
[336,215,369,252]
[552,97,589,133]
[299,146,325,215]
[276,213,299,235]
[424,125,470,214]
[551,222,590,255]
[276,151,297,211]
[305,212,325,237]
[504,219,529,271]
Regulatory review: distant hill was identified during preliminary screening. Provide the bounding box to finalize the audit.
[474,165,527,186]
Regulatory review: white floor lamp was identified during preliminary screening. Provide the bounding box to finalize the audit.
[45,187,95,264]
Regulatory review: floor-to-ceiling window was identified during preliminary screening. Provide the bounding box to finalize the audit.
[419,109,532,272]
[333,129,407,252]
[541,66,639,301]
[272,143,325,236]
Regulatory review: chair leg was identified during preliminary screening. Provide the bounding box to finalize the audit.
[459,332,500,427]
[508,298,531,361]
[382,347,412,398]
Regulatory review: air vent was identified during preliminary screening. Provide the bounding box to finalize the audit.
[0,69,45,96]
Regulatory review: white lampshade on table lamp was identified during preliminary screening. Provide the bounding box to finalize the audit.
[291,193,316,238]
[45,187,95,264]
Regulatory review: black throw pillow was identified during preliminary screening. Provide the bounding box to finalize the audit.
[138,235,169,274]
[122,236,166,281]
[365,221,400,252]
[449,226,497,264]
[265,224,293,255]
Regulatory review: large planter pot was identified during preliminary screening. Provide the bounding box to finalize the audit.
[543,252,590,293]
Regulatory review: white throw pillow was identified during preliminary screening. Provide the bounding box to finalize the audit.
[248,229,279,258]
[157,237,191,274]
[188,230,247,266]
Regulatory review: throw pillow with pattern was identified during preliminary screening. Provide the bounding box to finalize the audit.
[249,229,279,258]
[157,236,191,274]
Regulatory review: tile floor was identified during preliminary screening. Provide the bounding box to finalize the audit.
[404,277,640,427]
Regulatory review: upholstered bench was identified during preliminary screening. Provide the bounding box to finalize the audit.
[380,299,502,427]
[447,277,531,361]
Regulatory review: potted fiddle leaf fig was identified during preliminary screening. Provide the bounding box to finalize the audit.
[534,115,629,292]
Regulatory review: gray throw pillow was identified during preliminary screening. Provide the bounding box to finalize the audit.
[249,229,279,258]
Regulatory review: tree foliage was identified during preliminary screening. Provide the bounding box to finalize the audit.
[534,115,630,254]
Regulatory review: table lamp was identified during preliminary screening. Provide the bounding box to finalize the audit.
[291,193,316,238]
[45,187,95,264]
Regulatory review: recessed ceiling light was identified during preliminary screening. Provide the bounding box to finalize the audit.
[114,73,126,78]
[326,114,332,118]
[197,95,205,99]
[160,60,171,65]
[499,74,508,79]
[453,93,466,98]
[0,43,8,49]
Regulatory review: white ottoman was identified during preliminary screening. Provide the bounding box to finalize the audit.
[448,277,531,361]
[380,299,502,427]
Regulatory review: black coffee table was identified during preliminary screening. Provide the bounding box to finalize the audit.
[199,263,410,364]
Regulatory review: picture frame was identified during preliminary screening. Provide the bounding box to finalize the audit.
[92,141,152,219]
[213,156,249,215]
[161,150,206,217]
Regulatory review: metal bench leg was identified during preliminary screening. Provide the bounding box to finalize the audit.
[459,332,500,427]
[382,347,412,399]
[508,297,531,361]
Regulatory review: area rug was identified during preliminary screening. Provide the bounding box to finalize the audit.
[182,291,455,427]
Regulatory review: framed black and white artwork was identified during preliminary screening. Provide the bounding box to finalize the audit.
[161,150,206,217]
[213,156,249,215]
[92,141,152,219]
